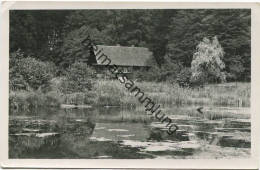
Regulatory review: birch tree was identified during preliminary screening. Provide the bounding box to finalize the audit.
[191,36,226,85]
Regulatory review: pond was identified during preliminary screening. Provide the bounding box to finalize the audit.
[9,105,251,159]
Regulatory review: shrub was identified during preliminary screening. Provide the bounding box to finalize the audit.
[191,36,226,86]
[160,57,182,83]
[9,90,61,112]
[9,51,55,91]
[176,67,191,87]
[9,50,28,91]
[133,67,160,82]
[19,57,55,90]
[9,74,29,91]
[44,91,63,106]
[133,56,182,83]
[61,62,96,93]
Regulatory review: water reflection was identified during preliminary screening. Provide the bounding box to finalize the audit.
[9,106,251,159]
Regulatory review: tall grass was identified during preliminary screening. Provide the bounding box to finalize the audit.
[93,80,250,107]
[10,78,250,112]
[94,80,139,108]
[63,92,96,105]
[9,90,62,112]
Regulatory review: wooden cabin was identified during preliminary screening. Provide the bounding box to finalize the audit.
[89,45,157,78]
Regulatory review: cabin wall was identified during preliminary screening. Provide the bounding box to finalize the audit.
[93,65,150,79]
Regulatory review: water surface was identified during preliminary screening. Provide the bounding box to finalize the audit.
[9,106,251,159]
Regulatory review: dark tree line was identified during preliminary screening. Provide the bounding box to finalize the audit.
[10,9,251,82]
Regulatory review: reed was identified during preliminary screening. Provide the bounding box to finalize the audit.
[186,109,250,120]
[63,92,96,105]
[9,90,62,112]
[93,80,250,107]
[94,80,139,107]
[10,79,250,112]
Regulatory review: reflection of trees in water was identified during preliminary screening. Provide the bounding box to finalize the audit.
[59,118,95,151]
[9,109,96,158]
[9,133,61,158]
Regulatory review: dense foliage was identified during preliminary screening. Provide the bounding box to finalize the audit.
[9,51,55,91]
[176,68,192,87]
[60,62,96,93]
[10,9,251,84]
[133,57,182,83]
[191,36,226,85]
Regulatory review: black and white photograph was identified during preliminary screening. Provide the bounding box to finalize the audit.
[1,2,260,169]
[7,7,252,160]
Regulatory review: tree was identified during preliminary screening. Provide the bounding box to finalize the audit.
[10,10,70,62]
[167,9,250,81]
[190,36,226,85]
[9,51,55,91]
[10,9,251,82]
[147,10,177,66]
[57,26,107,68]
[61,62,96,93]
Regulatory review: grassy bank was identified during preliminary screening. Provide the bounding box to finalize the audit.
[9,79,250,112]
[94,80,250,107]
[9,90,62,112]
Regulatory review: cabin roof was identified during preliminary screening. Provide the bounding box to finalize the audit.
[93,45,156,67]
